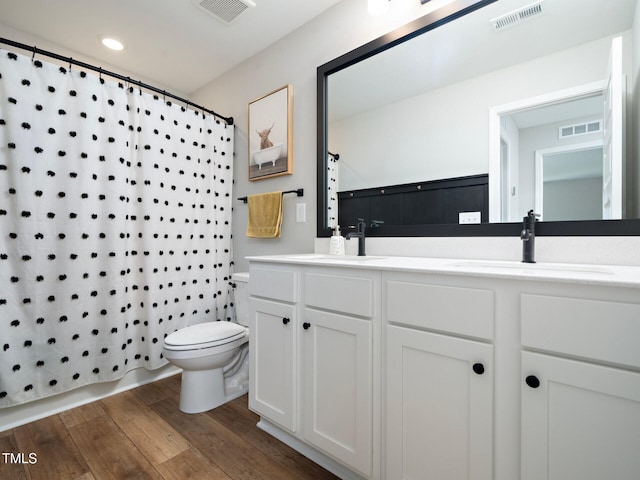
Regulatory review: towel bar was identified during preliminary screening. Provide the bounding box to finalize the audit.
[238,188,303,204]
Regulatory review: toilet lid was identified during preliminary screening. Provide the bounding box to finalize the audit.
[164,322,247,349]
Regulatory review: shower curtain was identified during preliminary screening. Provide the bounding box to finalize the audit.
[0,49,234,407]
[327,154,339,229]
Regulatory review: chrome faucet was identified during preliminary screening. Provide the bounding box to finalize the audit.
[521,210,539,263]
[346,218,367,256]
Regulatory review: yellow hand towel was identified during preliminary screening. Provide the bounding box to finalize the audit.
[246,191,283,238]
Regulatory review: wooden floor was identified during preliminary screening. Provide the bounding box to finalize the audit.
[0,375,339,480]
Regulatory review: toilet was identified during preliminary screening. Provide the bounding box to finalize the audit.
[162,272,250,413]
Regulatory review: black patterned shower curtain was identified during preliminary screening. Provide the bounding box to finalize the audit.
[0,49,234,407]
[327,154,339,229]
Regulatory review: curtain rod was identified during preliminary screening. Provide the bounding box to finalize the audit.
[0,37,234,126]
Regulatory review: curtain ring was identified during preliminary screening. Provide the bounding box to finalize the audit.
[31,45,36,62]
[68,57,72,72]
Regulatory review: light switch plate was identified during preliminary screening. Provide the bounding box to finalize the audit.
[296,203,306,223]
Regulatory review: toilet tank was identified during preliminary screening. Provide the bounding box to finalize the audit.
[232,272,250,327]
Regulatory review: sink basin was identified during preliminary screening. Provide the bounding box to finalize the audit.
[448,260,613,276]
[329,255,387,262]
[280,254,387,262]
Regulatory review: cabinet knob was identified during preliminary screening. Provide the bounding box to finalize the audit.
[282,317,290,325]
[303,322,311,330]
[472,363,485,375]
[525,375,540,389]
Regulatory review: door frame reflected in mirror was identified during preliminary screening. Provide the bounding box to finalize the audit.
[488,80,609,222]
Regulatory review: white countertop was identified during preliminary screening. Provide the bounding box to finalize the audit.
[246,254,640,288]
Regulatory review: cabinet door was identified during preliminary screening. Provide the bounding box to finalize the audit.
[387,325,493,480]
[522,351,640,480]
[249,298,296,432]
[302,308,373,477]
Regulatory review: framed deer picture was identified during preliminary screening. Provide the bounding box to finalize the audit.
[248,84,293,181]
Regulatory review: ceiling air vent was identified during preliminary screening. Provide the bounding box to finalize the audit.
[490,0,546,32]
[192,0,256,25]
[559,120,603,139]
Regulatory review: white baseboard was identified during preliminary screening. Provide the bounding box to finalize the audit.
[0,364,181,432]
[256,418,365,480]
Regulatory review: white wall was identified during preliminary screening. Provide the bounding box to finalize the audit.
[331,74,491,190]
[543,177,602,221]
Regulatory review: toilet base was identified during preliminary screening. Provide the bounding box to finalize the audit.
[178,368,227,414]
[177,362,249,414]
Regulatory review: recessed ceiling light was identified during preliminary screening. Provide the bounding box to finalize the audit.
[100,37,125,51]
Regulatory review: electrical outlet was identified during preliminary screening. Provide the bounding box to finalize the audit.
[459,211,481,224]
[296,203,306,223]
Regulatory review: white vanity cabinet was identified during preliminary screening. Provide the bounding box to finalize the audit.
[302,308,373,477]
[520,294,640,480]
[384,274,495,480]
[248,266,298,432]
[249,263,378,479]
[302,270,377,477]
[248,255,640,480]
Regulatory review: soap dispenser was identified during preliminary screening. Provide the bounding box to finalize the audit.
[329,225,345,255]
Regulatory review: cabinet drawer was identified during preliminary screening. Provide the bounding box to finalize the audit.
[249,267,297,303]
[386,280,494,340]
[521,294,640,369]
[305,273,373,318]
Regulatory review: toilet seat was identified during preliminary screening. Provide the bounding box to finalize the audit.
[164,322,248,351]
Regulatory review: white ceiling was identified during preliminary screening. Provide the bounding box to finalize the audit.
[0,0,343,94]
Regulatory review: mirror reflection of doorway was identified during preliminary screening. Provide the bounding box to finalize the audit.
[489,36,624,223]
[535,144,604,221]
[495,90,605,222]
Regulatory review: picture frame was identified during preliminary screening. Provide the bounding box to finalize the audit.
[248,84,293,181]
